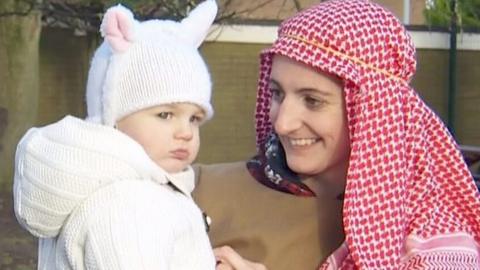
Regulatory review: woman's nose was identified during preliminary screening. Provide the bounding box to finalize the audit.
[271,99,302,135]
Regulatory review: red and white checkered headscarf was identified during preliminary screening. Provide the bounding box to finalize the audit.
[254,0,480,268]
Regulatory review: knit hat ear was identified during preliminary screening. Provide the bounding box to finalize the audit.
[100,4,136,53]
[180,0,217,48]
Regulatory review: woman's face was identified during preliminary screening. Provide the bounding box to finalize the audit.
[269,55,350,177]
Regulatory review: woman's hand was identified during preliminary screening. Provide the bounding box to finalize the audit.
[214,246,267,270]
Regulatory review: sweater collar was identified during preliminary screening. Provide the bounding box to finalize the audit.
[166,166,195,197]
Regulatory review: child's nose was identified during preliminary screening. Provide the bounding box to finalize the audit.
[175,121,193,140]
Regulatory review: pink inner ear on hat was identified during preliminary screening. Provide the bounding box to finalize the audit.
[103,10,134,53]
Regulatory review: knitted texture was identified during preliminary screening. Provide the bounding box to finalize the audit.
[86,1,217,126]
[54,180,214,270]
[253,0,480,268]
[14,116,214,269]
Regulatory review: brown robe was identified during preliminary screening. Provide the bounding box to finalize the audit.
[193,161,344,270]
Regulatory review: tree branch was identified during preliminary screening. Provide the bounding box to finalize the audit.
[0,0,286,33]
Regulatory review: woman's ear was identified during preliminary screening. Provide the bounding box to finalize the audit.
[100,4,136,53]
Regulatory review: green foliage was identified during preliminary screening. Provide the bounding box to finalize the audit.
[459,0,480,27]
[424,0,480,28]
[424,0,451,27]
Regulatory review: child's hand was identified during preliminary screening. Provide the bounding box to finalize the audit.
[214,246,267,270]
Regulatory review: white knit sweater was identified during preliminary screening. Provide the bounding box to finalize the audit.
[13,116,216,270]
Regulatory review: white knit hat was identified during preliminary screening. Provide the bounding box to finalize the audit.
[85,0,217,126]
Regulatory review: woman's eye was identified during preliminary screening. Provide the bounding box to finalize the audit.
[304,96,325,109]
[270,88,283,102]
[157,112,173,119]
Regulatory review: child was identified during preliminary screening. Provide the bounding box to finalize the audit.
[13,1,218,269]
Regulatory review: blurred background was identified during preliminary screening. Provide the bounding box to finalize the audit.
[1,0,480,268]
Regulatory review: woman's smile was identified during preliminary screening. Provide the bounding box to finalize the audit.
[288,137,319,147]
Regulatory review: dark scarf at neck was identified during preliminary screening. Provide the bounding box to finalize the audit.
[246,133,315,197]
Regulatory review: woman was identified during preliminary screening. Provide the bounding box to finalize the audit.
[195,0,480,269]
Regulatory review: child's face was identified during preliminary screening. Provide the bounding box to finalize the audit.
[116,103,205,173]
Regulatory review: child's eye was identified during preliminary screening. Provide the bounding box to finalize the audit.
[190,115,204,124]
[157,112,173,119]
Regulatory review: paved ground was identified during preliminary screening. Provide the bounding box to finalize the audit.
[1,190,36,269]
